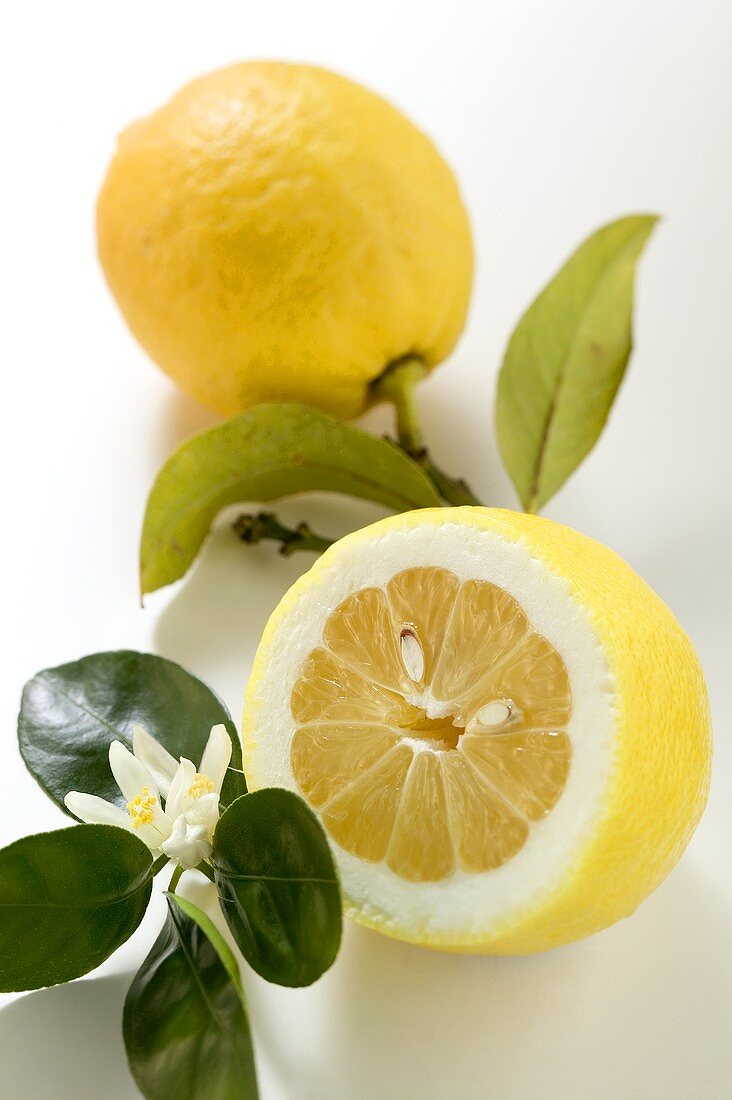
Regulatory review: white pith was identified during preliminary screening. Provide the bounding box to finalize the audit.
[244,519,617,942]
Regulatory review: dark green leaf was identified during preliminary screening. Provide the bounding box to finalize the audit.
[140,402,442,595]
[496,214,659,511]
[213,789,341,987]
[18,650,242,816]
[166,894,242,991]
[124,892,257,1100]
[220,767,248,807]
[0,824,152,992]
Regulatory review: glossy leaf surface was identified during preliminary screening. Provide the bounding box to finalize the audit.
[18,650,242,815]
[124,892,257,1100]
[213,789,341,987]
[0,824,152,992]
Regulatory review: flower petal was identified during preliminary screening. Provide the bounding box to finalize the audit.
[200,724,233,795]
[162,816,212,869]
[64,792,132,831]
[165,758,196,820]
[162,814,186,851]
[150,797,174,844]
[183,792,220,835]
[135,817,172,852]
[132,725,178,798]
[109,740,159,802]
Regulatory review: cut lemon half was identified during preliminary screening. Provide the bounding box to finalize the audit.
[242,508,711,953]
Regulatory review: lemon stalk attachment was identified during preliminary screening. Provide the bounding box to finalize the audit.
[231,359,485,557]
[371,357,484,507]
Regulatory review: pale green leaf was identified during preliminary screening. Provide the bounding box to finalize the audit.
[140,402,442,595]
[496,214,659,511]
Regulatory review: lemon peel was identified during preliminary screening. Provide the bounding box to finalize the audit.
[243,508,711,953]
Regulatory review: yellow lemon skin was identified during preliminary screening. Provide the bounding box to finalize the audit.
[243,508,712,954]
[97,62,473,418]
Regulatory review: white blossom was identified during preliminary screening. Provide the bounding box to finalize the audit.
[64,723,232,870]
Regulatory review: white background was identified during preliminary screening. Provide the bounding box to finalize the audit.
[1,2,731,1097]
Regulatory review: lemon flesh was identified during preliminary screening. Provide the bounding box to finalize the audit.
[291,570,571,882]
[243,509,711,953]
[97,62,473,418]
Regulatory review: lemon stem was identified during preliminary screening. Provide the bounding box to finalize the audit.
[420,459,485,508]
[196,862,216,884]
[373,357,485,508]
[168,864,184,892]
[233,511,334,556]
[374,356,427,453]
[151,854,170,877]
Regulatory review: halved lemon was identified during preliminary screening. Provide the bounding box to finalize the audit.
[242,508,711,953]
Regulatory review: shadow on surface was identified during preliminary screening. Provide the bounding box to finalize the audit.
[2,866,728,1100]
[0,973,138,1099]
[247,860,731,1100]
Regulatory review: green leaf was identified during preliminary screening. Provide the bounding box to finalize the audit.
[18,650,242,816]
[140,402,442,595]
[220,767,248,808]
[124,892,257,1100]
[212,789,342,988]
[0,824,152,992]
[496,214,659,511]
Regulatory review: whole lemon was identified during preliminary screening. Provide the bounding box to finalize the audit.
[97,62,473,417]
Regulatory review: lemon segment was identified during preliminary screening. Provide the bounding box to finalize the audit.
[441,754,528,873]
[461,730,570,821]
[290,648,418,727]
[386,566,460,686]
[322,587,412,696]
[242,508,711,953]
[386,752,455,881]
[431,580,530,713]
[290,724,399,809]
[322,746,414,863]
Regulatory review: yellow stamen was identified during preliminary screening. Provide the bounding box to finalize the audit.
[187,773,215,800]
[126,786,157,828]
